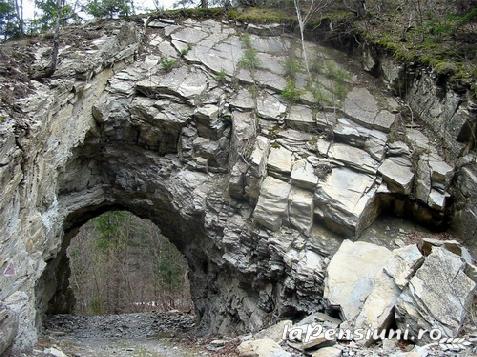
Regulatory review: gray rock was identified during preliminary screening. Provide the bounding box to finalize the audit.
[428,153,454,189]
[378,157,414,194]
[344,88,395,132]
[332,118,387,160]
[291,159,318,190]
[136,66,209,103]
[415,157,432,203]
[286,105,315,132]
[237,338,291,357]
[256,92,287,120]
[396,247,476,342]
[353,245,423,346]
[311,346,342,357]
[327,143,380,174]
[0,305,18,355]
[288,187,314,236]
[324,240,393,321]
[268,145,293,179]
[314,168,379,238]
[384,245,424,289]
[253,177,291,231]
[245,136,270,202]
[254,320,292,342]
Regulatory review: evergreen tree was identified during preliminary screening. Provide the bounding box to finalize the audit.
[34,0,78,31]
[0,0,19,40]
[85,0,133,19]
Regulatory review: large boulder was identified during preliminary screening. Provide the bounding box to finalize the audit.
[396,247,476,342]
[353,245,423,345]
[324,240,393,321]
[237,338,292,357]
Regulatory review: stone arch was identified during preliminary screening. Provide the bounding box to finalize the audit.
[1,18,466,354]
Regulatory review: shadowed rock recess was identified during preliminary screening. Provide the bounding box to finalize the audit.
[0,18,476,353]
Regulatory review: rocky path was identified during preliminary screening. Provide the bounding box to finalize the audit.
[20,312,239,357]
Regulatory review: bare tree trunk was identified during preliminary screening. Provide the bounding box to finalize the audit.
[293,0,311,78]
[201,0,208,9]
[14,0,23,35]
[45,0,62,77]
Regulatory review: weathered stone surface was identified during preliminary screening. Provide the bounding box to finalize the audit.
[396,247,476,342]
[0,305,18,355]
[253,177,291,231]
[332,118,387,160]
[384,245,424,289]
[256,92,287,120]
[237,338,291,357]
[0,17,472,354]
[286,105,315,131]
[245,136,271,202]
[291,159,318,190]
[288,187,314,236]
[254,320,292,342]
[314,168,379,238]
[324,240,393,321]
[378,157,414,195]
[311,346,342,357]
[344,88,395,132]
[230,88,255,110]
[351,245,423,345]
[136,66,209,102]
[428,153,454,189]
[268,145,293,179]
[327,143,379,174]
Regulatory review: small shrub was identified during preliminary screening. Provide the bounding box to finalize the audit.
[215,68,227,82]
[180,43,192,57]
[434,61,459,75]
[239,33,261,70]
[160,57,177,72]
[284,57,303,79]
[281,80,302,102]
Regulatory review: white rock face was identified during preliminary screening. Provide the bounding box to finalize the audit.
[314,168,379,237]
[324,240,393,321]
[288,187,314,236]
[291,159,318,190]
[268,146,293,179]
[253,177,291,231]
[396,247,476,342]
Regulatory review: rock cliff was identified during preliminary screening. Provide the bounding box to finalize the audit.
[0,17,475,353]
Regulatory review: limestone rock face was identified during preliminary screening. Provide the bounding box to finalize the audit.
[0,16,473,353]
[396,247,476,342]
[253,177,291,231]
[0,305,18,355]
[324,240,393,321]
[314,168,379,238]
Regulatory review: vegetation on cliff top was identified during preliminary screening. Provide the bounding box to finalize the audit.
[0,1,476,96]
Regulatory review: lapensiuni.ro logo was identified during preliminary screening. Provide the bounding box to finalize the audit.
[282,323,476,351]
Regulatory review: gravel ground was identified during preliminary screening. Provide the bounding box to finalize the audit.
[19,312,239,357]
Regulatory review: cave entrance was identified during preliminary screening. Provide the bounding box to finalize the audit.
[65,211,193,316]
[35,208,202,330]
